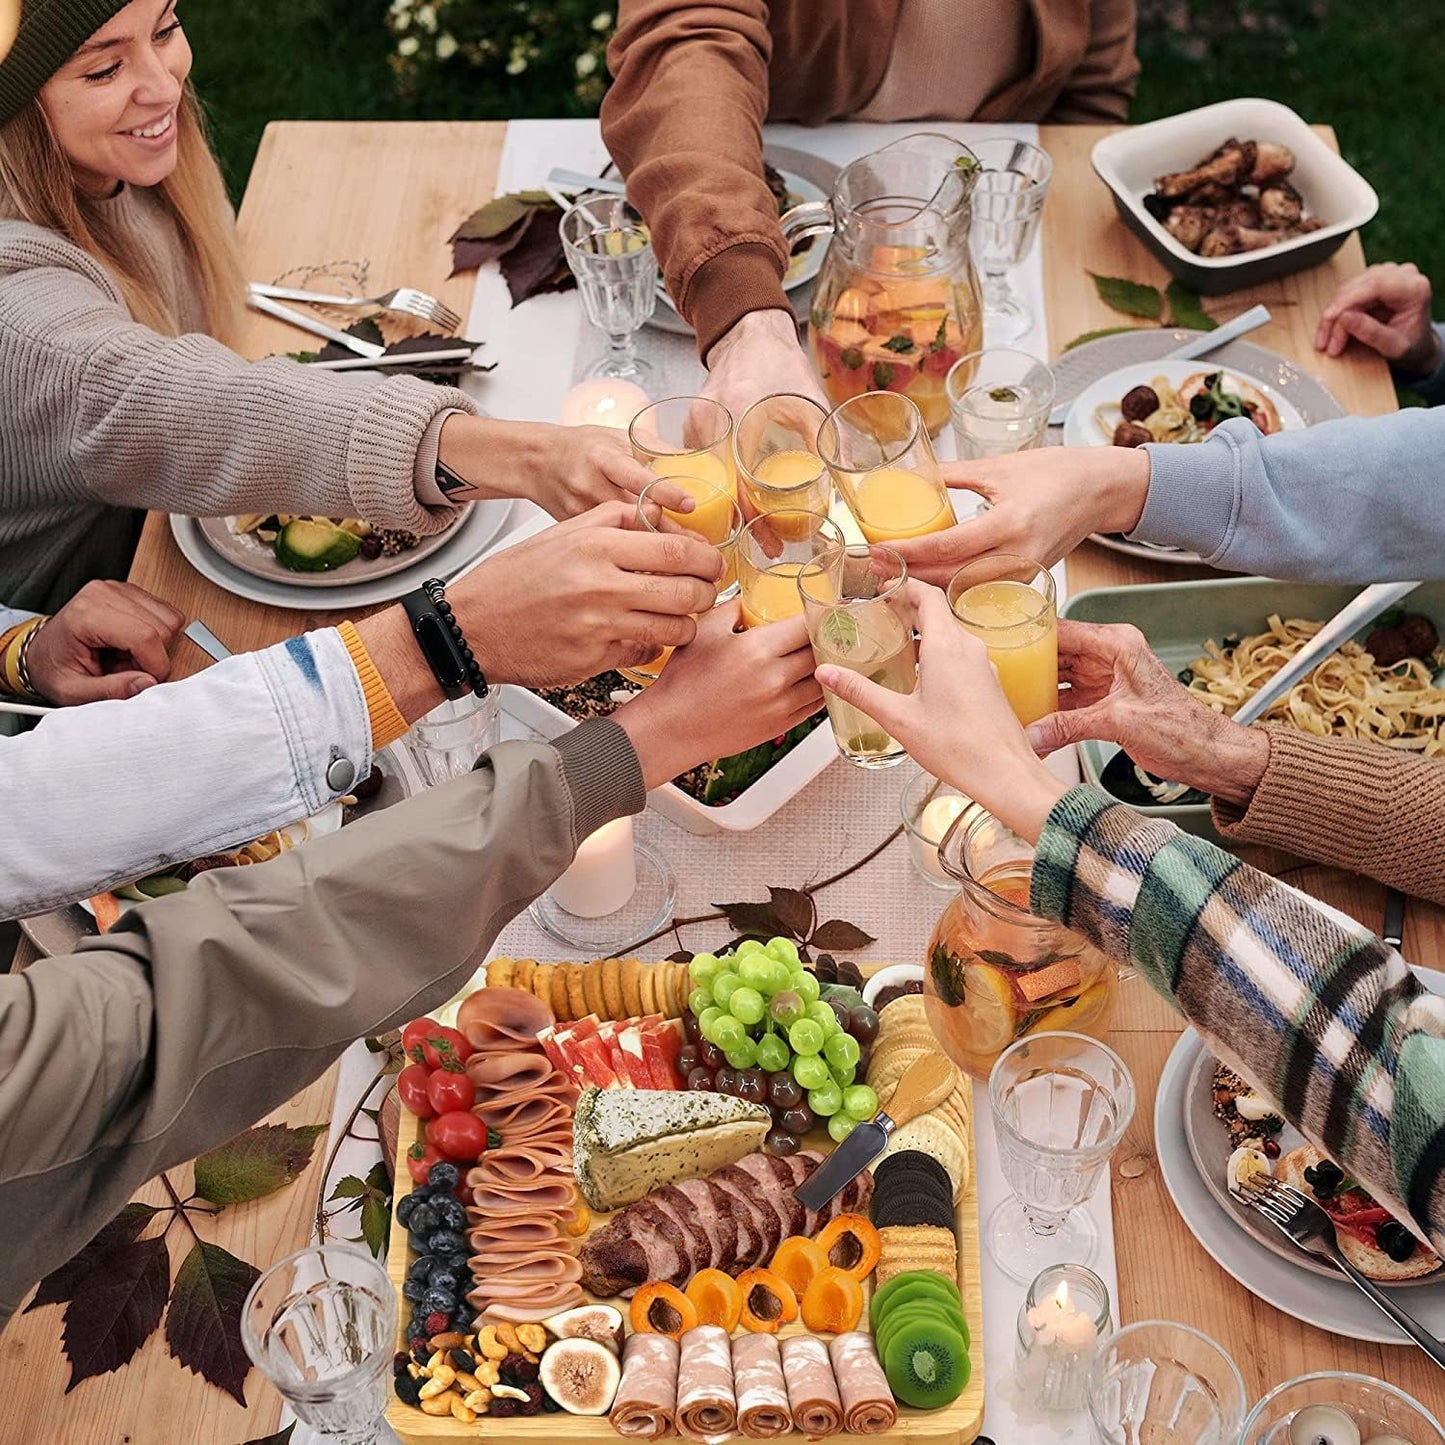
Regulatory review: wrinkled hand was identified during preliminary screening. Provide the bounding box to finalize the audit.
[617,603,824,791]
[1026,620,1268,807]
[25,580,182,705]
[1315,262,1441,375]
[887,447,1152,586]
[813,581,1067,841]
[452,504,724,688]
[701,309,829,430]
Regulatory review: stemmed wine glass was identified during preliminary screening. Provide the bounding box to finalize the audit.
[560,190,657,382]
[969,138,1053,345]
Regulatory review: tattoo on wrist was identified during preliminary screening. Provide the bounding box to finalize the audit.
[435,459,481,501]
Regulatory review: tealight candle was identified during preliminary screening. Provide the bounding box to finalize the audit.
[559,377,650,429]
[1290,1406,1362,1445]
[548,817,638,918]
[1014,1264,1111,1414]
[900,774,972,888]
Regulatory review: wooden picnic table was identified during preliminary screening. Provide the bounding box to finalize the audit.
[1,119,1437,1440]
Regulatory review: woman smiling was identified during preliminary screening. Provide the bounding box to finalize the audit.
[0,0,663,611]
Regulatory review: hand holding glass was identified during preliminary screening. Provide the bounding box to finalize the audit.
[737,511,845,628]
[734,393,835,528]
[948,555,1058,727]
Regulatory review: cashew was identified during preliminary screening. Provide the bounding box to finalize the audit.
[419,1366,456,1398]
[420,1390,460,1416]
[473,1360,501,1388]
[462,1390,491,1415]
[491,1384,529,1402]
[494,1322,523,1354]
[516,1323,547,1353]
[477,1325,509,1361]
[407,1363,422,1380]
[427,1349,445,1372]
[450,1397,478,1424]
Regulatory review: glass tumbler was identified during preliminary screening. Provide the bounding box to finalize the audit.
[987,1031,1135,1280]
[969,137,1053,345]
[734,393,835,526]
[242,1245,397,1445]
[560,190,658,381]
[1086,1321,1246,1445]
[947,348,1056,459]
[948,554,1059,727]
[737,511,845,628]
[407,691,501,787]
[1240,1372,1445,1445]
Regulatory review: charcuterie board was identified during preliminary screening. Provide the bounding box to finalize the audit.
[385,962,985,1444]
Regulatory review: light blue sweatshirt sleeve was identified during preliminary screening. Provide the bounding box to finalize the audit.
[1395,321,1445,406]
[1135,407,1445,582]
[0,627,374,918]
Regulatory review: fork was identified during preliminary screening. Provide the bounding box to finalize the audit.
[248,281,460,335]
[1235,1176,1445,1369]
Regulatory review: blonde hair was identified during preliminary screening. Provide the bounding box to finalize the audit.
[0,83,243,343]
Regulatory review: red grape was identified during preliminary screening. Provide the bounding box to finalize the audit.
[684,1012,702,1042]
[687,1066,716,1091]
[736,1069,768,1105]
[764,1127,801,1156]
[848,1005,880,1042]
[716,1066,741,1096]
[677,1044,700,1075]
[768,1072,803,1110]
[699,1041,725,1071]
[780,1103,816,1136]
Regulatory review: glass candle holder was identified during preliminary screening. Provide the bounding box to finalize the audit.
[899,771,975,889]
[407,691,501,787]
[1240,1371,1445,1445]
[1014,1263,1113,1414]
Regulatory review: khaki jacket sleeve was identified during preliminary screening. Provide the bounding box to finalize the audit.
[600,0,791,359]
[1212,724,1445,907]
[0,720,644,1321]
[1046,0,1139,122]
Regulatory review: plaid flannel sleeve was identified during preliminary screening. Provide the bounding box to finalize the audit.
[1031,784,1445,1257]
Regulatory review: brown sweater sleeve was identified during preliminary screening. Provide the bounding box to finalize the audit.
[1212,723,1445,906]
[1045,0,1139,123]
[601,0,792,359]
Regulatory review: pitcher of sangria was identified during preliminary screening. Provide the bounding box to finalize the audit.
[924,808,1126,1080]
[784,133,985,438]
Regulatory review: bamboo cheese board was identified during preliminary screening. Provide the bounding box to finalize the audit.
[385,963,985,1445]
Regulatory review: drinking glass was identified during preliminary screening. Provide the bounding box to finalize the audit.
[629,395,737,499]
[1240,1372,1445,1445]
[737,511,844,629]
[800,544,917,769]
[899,770,975,890]
[947,348,1056,459]
[560,191,657,382]
[242,1245,397,1445]
[1086,1321,1245,1445]
[987,1031,1135,1280]
[969,138,1052,345]
[948,554,1058,727]
[734,393,834,527]
[817,392,953,545]
[407,691,502,786]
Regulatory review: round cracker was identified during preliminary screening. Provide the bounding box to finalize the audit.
[582,961,608,1019]
[565,963,589,1021]
[621,957,644,1018]
[487,957,515,989]
[552,963,573,1021]
[512,958,536,997]
[531,962,555,1008]
[601,957,625,1020]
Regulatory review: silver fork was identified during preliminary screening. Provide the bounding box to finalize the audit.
[1235,1176,1445,1369]
[248,281,460,334]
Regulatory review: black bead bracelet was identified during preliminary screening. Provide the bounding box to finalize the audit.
[400,577,489,701]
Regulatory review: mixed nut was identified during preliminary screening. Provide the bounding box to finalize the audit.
[392,1321,552,1421]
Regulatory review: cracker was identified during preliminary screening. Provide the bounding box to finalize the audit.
[882,1114,968,1200]
[565,962,589,1021]
[552,963,572,1021]
[640,964,658,1016]
[601,957,625,1020]
[531,962,555,1009]
[513,959,536,997]
[487,957,515,989]
[583,961,608,1019]
[621,957,644,1018]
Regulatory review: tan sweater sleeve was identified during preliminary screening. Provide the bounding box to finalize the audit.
[1212,723,1445,906]
[0,225,475,535]
[601,0,792,360]
[1045,0,1139,123]
[0,719,644,1322]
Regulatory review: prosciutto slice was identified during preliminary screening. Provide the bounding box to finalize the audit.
[829,1332,898,1435]
[676,1325,737,1445]
[611,1332,680,1440]
[732,1332,792,1439]
[779,1335,842,1441]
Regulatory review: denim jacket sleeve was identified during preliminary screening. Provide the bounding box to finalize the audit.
[0,626,373,918]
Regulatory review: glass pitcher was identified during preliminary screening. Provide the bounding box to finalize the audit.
[924,808,1125,1080]
[784,133,986,439]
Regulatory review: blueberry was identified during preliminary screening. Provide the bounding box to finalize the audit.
[407,1230,430,1256]
[427,1161,460,1191]
[395,1192,419,1228]
[408,1202,440,1237]
[427,1229,467,1256]
[427,1268,460,1295]
[408,1254,434,1281]
[442,1251,470,1274]
[540,1391,563,1413]
[420,1287,456,1316]
[432,1196,467,1232]
[402,1278,427,1304]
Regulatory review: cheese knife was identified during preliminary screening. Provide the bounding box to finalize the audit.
[795,1051,958,1211]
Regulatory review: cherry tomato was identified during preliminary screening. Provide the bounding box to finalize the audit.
[401,1017,441,1064]
[420,1025,472,1072]
[397,1063,435,1119]
[427,1110,490,1163]
[406,1141,444,1185]
[426,1068,477,1116]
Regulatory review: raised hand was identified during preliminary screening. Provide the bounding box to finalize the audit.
[1315,262,1441,375]
[699,310,829,434]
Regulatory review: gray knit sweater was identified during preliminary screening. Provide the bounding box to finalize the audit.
[0,185,473,610]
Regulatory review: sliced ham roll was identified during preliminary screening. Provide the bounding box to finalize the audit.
[829,1332,898,1435]
[475,1252,582,1283]
[478,1287,584,1324]
[465,1050,557,1091]
[732,1332,792,1439]
[779,1335,842,1441]
[457,988,552,1049]
[467,1177,575,1211]
[611,1332,680,1440]
[676,1325,737,1444]
[477,1141,573,1182]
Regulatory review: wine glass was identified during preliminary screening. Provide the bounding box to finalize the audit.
[969,138,1052,345]
[987,1031,1135,1281]
[560,190,657,382]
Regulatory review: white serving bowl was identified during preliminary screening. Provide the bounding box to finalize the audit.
[861,964,924,1010]
[1091,98,1378,295]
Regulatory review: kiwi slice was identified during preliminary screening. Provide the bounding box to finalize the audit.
[876,1300,968,1365]
[870,1271,962,1331]
[882,1314,971,1410]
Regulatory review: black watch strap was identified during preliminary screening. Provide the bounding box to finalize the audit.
[400,579,488,701]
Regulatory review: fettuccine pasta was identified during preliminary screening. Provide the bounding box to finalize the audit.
[1096,374,1199,443]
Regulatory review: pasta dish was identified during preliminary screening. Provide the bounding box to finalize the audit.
[1100,370,1282,448]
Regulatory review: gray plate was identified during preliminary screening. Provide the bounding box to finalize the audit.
[1047,328,1347,566]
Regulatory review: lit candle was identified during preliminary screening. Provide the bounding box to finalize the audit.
[1289,1406,1362,1445]
[1026,1282,1099,1350]
[549,817,638,918]
[559,378,650,429]
[906,789,970,886]
[1014,1267,1109,1414]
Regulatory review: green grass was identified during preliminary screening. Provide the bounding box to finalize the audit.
[186,0,1444,283]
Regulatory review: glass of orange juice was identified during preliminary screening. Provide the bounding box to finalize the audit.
[629,396,736,501]
[947,555,1058,726]
[734,394,834,533]
[817,392,954,545]
[736,512,845,629]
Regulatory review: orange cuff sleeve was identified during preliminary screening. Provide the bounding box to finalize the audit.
[337,620,410,750]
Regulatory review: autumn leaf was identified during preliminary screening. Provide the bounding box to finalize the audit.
[498,207,574,307]
[451,190,553,243]
[240,1427,296,1445]
[1061,325,1147,351]
[166,1241,260,1406]
[193,1123,327,1208]
[1089,272,1163,320]
[1165,280,1217,332]
[714,899,785,940]
[809,919,876,952]
[27,1202,159,1314]
[768,886,815,939]
[360,1195,391,1259]
[61,1235,170,1391]
[450,224,527,278]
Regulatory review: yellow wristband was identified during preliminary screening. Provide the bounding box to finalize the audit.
[0,617,46,700]
[337,620,410,750]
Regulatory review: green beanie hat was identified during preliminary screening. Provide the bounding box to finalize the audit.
[0,0,129,125]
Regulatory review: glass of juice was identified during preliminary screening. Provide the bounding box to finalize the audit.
[947,554,1058,726]
[817,391,954,545]
[947,348,1055,459]
[734,393,834,531]
[737,511,845,629]
[800,544,917,769]
[629,395,737,501]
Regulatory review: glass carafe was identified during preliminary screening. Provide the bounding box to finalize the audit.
[784,133,985,438]
[924,808,1125,1080]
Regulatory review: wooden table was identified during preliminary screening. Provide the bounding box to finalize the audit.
[2,119,1439,1438]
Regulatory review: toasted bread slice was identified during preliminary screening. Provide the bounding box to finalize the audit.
[1179,369,1282,436]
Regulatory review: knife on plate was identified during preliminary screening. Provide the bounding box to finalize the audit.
[795,1051,957,1212]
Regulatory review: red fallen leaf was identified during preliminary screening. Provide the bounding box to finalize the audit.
[449,220,526,278]
[241,1427,296,1445]
[498,207,576,307]
[809,919,876,952]
[768,886,815,939]
[165,1240,261,1406]
[26,1202,159,1314]
[61,1235,170,1390]
[714,899,785,940]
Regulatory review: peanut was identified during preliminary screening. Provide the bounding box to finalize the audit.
[420,1390,460,1417]
[516,1323,547,1353]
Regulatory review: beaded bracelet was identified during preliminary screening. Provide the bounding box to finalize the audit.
[400,578,488,701]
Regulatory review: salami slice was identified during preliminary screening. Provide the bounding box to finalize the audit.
[675,1324,737,1444]
[779,1335,842,1441]
[731,1332,792,1439]
[829,1331,899,1435]
[611,1331,681,1440]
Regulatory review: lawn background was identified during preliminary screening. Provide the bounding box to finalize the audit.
[186,0,1444,288]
